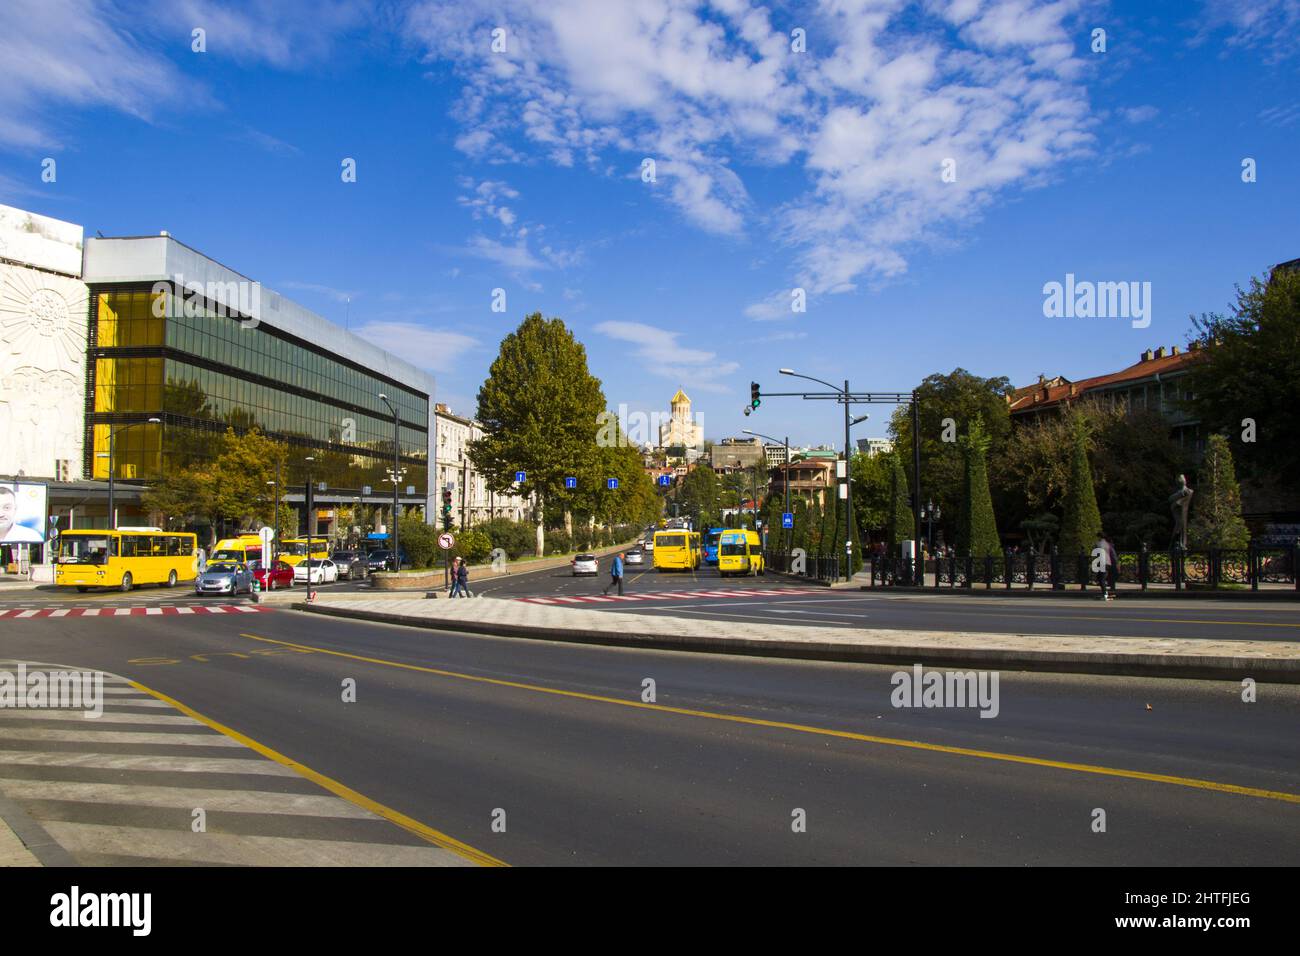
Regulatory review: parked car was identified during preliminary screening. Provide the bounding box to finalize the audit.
[294,559,338,584]
[366,549,407,572]
[195,561,253,596]
[250,559,294,590]
[625,548,644,566]
[572,553,599,576]
[331,551,367,580]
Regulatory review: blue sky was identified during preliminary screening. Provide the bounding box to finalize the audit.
[1,0,1297,448]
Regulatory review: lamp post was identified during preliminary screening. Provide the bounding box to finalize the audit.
[921,499,941,553]
[743,428,789,553]
[378,393,401,572]
[778,370,865,581]
[99,418,161,530]
[304,456,316,602]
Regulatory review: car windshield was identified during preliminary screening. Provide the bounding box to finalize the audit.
[370,551,391,560]
[207,562,238,573]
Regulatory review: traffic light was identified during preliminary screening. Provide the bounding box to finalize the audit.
[750,382,761,410]
[441,488,454,531]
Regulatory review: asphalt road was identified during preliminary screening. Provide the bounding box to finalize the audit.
[2,607,1297,865]
[463,560,1300,643]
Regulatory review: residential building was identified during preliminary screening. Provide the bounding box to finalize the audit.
[711,436,764,473]
[1008,345,1204,451]
[856,437,894,457]
[769,458,836,508]
[763,444,789,469]
[434,403,529,526]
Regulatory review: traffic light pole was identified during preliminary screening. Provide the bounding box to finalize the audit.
[753,384,920,582]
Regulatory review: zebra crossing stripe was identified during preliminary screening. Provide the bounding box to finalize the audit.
[0,605,272,619]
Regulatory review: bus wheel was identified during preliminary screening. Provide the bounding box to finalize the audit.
[119,573,133,593]
[166,570,177,588]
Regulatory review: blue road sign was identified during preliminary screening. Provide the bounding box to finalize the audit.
[607,478,619,490]
[564,476,577,489]
[782,512,794,529]
[514,470,526,483]
[658,475,671,487]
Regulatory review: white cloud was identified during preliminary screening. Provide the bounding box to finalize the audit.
[0,0,196,150]
[595,319,738,382]
[155,0,366,68]
[353,321,477,374]
[1120,105,1159,124]
[1193,0,1300,62]
[408,0,1097,296]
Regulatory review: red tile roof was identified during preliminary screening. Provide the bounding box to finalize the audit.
[1009,347,1204,414]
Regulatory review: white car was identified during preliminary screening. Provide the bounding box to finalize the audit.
[293,559,338,584]
[625,549,644,566]
[571,553,599,576]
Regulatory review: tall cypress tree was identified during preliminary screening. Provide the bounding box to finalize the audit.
[888,452,913,549]
[1189,433,1250,548]
[957,418,1001,557]
[1059,413,1102,557]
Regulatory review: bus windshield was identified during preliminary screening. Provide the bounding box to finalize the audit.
[59,536,112,564]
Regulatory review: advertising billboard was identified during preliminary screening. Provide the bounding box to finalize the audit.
[0,481,49,543]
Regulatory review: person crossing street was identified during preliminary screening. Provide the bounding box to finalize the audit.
[602,551,624,596]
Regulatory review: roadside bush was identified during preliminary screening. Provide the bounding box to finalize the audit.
[398,513,438,569]
[546,529,572,555]
[480,518,535,559]
[457,528,493,564]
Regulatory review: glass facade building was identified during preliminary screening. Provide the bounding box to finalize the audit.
[85,284,430,495]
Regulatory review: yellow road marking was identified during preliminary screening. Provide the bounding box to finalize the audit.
[126,677,507,867]
[239,632,1300,806]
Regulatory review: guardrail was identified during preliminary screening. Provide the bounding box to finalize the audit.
[764,551,840,583]
[870,544,1300,592]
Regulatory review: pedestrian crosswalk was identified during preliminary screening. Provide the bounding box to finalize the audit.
[517,587,826,605]
[0,660,478,866]
[0,605,272,619]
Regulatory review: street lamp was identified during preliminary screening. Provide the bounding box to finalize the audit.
[921,499,941,553]
[778,370,861,580]
[98,417,161,529]
[378,393,401,572]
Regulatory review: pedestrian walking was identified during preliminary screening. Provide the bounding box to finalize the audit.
[1094,532,1112,600]
[456,556,471,598]
[1104,533,1119,599]
[448,557,463,598]
[602,552,624,596]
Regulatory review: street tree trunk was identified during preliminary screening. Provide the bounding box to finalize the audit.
[535,491,545,557]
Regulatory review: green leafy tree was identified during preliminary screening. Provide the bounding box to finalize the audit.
[1184,268,1300,493]
[889,369,1013,542]
[677,464,722,529]
[956,419,1001,557]
[1188,434,1250,548]
[1059,414,1103,557]
[850,451,892,544]
[472,314,607,556]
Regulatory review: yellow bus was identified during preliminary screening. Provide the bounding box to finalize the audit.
[716,528,765,577]
[212,533,264,564]
[56,529,199,592]
[278,537,330,567]
[652,529,701,571]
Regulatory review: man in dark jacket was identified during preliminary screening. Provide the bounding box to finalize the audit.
[456,558,471,597]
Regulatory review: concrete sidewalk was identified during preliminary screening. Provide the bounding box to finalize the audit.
[276,593,1300,683]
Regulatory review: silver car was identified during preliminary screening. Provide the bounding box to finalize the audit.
[625,549,644,566]
[195,561,253,595]
[571,553,599,576]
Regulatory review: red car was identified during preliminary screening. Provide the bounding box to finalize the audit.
[251,559,294,590]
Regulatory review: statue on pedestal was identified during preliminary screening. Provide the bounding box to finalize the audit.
[1169,474,1194,549]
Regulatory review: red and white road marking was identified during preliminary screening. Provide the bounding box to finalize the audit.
[0,605,273,619]
[516,587,825,605]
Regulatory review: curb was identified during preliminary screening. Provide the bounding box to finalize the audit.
[864,584,1300,602]
[291,602,1300,684]
[0,790,78,867]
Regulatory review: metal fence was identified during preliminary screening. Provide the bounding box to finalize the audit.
[871,545,1299,592]
[765,551,840,583]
